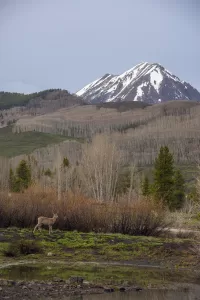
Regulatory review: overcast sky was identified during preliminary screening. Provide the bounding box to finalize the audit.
[0,0,199,94]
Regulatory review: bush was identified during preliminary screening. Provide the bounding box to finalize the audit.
[44,168,52,177]
[63,157,70,168]
[0,188,167,236]
[3,246,19,257]
[109,199,166,236]
[4,240,43,257]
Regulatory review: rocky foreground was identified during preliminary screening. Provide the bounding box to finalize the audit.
[0,278,142,300]
[0,228,199,299]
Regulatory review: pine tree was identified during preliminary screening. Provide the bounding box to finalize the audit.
[9,168,16,192]
[63,157,70,168]
[153,146,174,208]
[141,176,150,196]
[115,170,131,196]
[172,169,185,210]
[16,160,31,191]
[9,167,22,192]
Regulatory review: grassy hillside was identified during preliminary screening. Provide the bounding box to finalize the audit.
[0,126,73,157]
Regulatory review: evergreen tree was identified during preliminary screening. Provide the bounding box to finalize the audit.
[188,186,199,203]
[63,157,70,168]
[172,169,185,210]
[115,170,131,196]
[141,176,150,196]
[9,167,22,192]
[9,168,15,192]
[153,146,174,208]
[44,168,52,177]
[16,160,31,191]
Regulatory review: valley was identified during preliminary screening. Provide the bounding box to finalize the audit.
[0,64,200,299]
[1,1,200,298]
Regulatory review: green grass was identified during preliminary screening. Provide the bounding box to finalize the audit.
[0,262,195,287]
[0,229,198,287]
[0,229,197,268]
[0,126,76,157]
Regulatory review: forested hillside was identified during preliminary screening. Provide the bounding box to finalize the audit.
[0,89,85,128]
[0,89,61,110]
[12,100,200,166]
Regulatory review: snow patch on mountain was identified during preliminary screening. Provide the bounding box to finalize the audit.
[149,68,163,92]
[76,77,101,96]
[76,62,200,104]
[134,82,148,101]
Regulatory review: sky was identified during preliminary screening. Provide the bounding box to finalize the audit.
[0,0,199,94]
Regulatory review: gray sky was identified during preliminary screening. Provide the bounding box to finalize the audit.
[0,0,199,94]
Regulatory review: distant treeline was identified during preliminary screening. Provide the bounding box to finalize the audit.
[0,89,62,110]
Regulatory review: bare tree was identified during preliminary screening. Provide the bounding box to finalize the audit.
[56,146,62,201]
[79,134,122,202]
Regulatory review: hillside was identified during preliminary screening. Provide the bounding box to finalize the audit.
[0,89,84,110]
[0,126,74,158]
[0,89,85,128]
[12,100,200,167]
[0,100,199,195]
[76,62,200,104]
[95,101,151,111]
[0,89,61,110]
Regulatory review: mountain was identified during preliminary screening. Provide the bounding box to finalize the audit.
[76,62,200,104]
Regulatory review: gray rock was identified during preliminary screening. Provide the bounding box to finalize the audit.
[104,288,114,293]
[22,286,27,290]
[69,277,84,285]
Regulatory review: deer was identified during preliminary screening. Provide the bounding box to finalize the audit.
[33,213,58,235]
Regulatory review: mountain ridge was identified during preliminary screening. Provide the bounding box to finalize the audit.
[76,62,200,104]
[0,89,85,128]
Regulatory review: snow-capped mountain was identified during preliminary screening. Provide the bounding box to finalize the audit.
[76,62,200,104]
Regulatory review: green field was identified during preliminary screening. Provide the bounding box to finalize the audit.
[0,126,73,157]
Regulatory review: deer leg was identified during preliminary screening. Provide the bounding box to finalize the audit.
[33,224,39,233]
[49,225,52,235]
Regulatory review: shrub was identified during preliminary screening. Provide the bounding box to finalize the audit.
[0,188,167,236]
[18,240,42,255]
[109,199,166,236]
[63,157,70,168]
[44,168,52,177]
[3,246,19,257]
[4,240,43,257]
